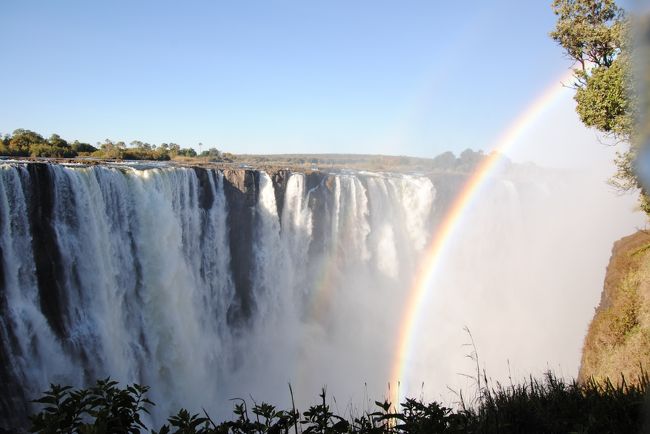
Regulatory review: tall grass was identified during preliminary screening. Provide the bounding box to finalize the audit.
[27,370,649,434]
[462,370,649,433]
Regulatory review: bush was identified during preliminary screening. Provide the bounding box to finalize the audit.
[28,371,649,434]
[92,147,125,160]
[123,148,171,161]
[29,378,152,433]
[71,141,98,153]
[29,144,77,158]
[176,148,197,158]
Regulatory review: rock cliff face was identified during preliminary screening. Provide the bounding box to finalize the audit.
[0,161,439,429]
[579,230,650,384]
[221,169,260,325]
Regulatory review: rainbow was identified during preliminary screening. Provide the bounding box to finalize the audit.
[388,69,576,405]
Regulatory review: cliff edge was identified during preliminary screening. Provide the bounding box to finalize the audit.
[579,230,650,384]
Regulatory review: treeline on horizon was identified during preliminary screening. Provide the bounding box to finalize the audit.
[230,149,490,173]
[0,129,230,162]
[0,128,494,174]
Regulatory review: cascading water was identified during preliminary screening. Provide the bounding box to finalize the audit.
[0,160,641,429]
[0,162,435,427]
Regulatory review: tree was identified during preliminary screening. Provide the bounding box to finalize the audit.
[48,133,69,148]
[177,147,197,157]
[431,151,456,170]
[71,140,97,153]
[457,149,484,172]
[168,143,181,155]
[550,0,626,74]
[550,0,649,214]
[200,147,221,159]
[98,139,124,159]
[9,128,45,155]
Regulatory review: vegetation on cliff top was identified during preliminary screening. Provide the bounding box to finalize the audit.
[0,129,228,163]
[579,231,650,384]
[0,128,496,174]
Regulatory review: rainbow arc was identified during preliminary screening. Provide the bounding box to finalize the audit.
[389,69,575,405]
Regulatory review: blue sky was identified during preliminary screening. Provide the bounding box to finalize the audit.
[0,1,622,160]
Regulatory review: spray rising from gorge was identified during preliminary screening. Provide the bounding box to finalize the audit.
[0,160,640,426]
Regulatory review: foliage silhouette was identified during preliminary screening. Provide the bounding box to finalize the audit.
[28,370,649,434]
[29,378,152,434]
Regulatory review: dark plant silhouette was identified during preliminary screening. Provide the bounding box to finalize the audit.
[29,378,152,433]
[29,371,649,434]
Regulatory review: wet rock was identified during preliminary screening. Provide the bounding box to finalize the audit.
[222,169,259,326]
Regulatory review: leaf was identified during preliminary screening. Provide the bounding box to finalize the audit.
[333,419,349,433]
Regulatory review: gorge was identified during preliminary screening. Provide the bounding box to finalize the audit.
[0,160,641,429]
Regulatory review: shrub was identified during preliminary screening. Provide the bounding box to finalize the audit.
[29,378,152,433]
[28,371,649,434]
[29,144,77,158]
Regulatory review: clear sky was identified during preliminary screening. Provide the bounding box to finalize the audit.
[0,0,631,163]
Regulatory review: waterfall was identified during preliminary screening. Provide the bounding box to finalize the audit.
[0,161,639,429]
[0,162,436,426]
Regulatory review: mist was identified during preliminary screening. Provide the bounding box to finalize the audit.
[0,155,644,425]
[214,158,646,413]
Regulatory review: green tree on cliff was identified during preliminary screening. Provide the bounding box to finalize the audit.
[550,0,649,214]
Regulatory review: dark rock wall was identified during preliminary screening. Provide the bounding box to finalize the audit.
[222,169,260,325]
[271,169,291,219]
[0,162,455,431]
[26,164,68,339]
